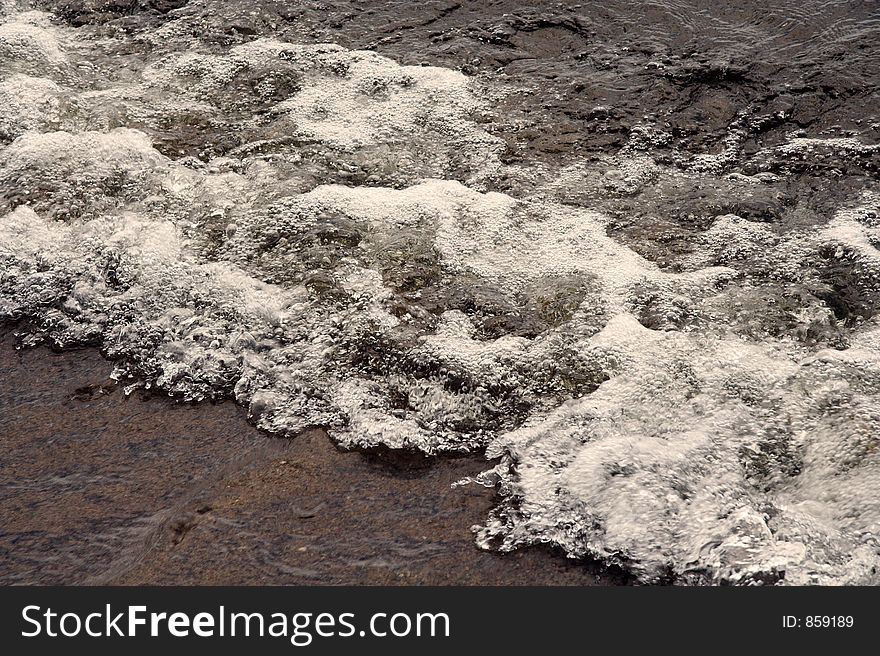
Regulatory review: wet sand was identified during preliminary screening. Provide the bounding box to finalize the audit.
[0,325,629,585]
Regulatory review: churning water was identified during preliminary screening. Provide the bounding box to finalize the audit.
[1,0,879,584]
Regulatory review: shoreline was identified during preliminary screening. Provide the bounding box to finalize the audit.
[0,325,630,585]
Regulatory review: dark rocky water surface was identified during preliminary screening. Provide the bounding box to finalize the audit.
[1,325,628,584]
[1,1,879,584]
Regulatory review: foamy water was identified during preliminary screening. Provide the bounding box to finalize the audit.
[2,1,880,584]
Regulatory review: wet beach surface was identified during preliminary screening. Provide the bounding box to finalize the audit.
[0,325,629,584]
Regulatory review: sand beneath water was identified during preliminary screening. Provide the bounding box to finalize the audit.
[0,325,629,584]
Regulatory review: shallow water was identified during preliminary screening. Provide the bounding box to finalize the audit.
[1,0,879,584]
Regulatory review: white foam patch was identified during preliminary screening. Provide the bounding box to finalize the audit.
[0,127,163,175]
[0,11,67,74]
[106,38,503,183]
[0,74,63,140]
[273,45,499,161]
[683,213,779,269]
[770,137,880,158]
[0,128,170,218]
[547,154,662,200]
[289,180,732,313]
[477,314,880,584]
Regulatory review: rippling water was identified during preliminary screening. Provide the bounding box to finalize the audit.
[1,0,879,584]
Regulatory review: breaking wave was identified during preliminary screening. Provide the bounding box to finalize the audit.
[2,1,880,584]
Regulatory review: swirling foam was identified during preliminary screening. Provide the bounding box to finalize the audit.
[2,5,879,584]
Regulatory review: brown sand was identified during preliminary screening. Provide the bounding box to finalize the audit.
[0,326,629,585]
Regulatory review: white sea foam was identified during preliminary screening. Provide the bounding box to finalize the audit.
[2,6,880,584]
[477,312,880,585]
[0,11,67,74]
[0,74,63,140]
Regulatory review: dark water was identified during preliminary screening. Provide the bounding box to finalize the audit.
[0,325,630,585]
[1,0,879,584]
